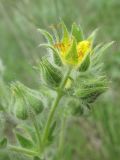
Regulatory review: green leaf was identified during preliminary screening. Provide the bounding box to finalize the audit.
[16,124,38,144]
[0,137,7,149]
[65,38,78,65]
[71,23,84,42]
[61,21,69,43]
[38,29,54,44]
[16,132,34,149]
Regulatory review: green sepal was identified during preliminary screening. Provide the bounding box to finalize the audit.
[0,137,7,149]
[65,38,78,65]
[78,53,90,72]
[38,44,63,66]
[28,95,44,115]
[50,25,60,42]
[91,41,114,67]
[97,41,114,55]
[87,28,98,47]
[39,58,63,88]
[10,81,26,98]
[15,98,28,120]
[16,132,34,149]
[71,23,84,42]
[61,21,69,43]
[38,29,54,45]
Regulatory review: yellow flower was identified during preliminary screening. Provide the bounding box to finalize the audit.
[77,40,91,62]
[54,39,91,66]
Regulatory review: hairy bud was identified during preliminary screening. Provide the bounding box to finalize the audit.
[38,58,63,87]
[15,98,28,120]
[27,95,44,115]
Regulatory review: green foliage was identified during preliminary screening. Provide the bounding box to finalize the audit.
[0,138,7,149]
[0,0,119,160]
[16,133,34,149]
[33,156,41,160]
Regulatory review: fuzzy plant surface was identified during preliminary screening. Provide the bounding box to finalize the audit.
[0,22,113,160]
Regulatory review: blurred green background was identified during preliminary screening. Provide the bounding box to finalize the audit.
[0,0,120,159]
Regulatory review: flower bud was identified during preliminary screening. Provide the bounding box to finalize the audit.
[28,95,44,115]
[65,77,73,89]
[39,58,63,87]
[75,77,108,103]
[15,98,28,120]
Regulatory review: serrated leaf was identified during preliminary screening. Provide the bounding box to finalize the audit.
[38,29,54,44]
[0,137,7,148]
[71,23,84,42]
[16,132,34,149]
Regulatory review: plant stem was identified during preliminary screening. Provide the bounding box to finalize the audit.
[8,145,38,156]
[42,66,72,146]
[57,116,66,159]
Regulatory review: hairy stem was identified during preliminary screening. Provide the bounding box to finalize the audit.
[42,66,72,146]
[57,116,66,159]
